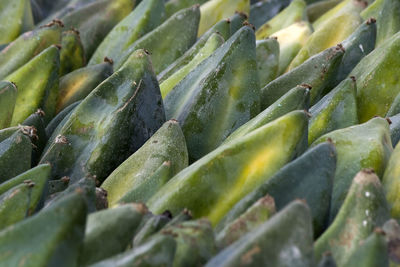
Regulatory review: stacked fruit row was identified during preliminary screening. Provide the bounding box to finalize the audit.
[0,0,400,266]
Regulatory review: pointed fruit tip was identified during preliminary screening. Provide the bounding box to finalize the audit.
[366,17,376,25]
[104,57,114,65]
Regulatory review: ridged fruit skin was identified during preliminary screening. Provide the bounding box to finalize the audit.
[89,0,165,66]
[0,191,87,267]
[350,31,400,122]
[56,62,113,113]
[312,117,392,221]
[59,30,85,76]
[79,203,148,265]
[115,6,200,74]
[261,44,344,109]
[314,169,390,266]
[309,77,358,144]
[160,219,217,267]
[101,120,188,206]
[6,45,60,125]
[147,111,308,226]
[46,101,80,138]
[61,0,136,59]
[40,49,165,184]
[0,21,62,80]
[0,81,17,129]
[217,142,336,237]
[164,26,260,161]
[256,38,279,88]
[206,200,315,267]
[216,195,276,249]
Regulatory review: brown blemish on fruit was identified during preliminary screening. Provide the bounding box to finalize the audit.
[241,245,261,265]
[133,203,148,214]
[300,83,312,90]
[55,135,68,144]
[117,80,142,113]
[54,44,62,50]
[235,11,248,20]
[386,118,392,125]
[242,21,255,31]
[20,126,38,141]
[366,17,376,25]
[103,57,113,65]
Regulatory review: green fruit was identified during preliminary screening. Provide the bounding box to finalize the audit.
[6,45,60,125]
[198,0,249,37]
[0,81,17,129]
[317,252,337,267]
[350,31,400,122]
[46,101,80,138]
[164,26,260,161]
[147,110,308,226]
[101,120,188,206]
[133,212,172,247]
[361,0,400,47]
[61,0,136,59]
[313,117,392,221]
[0,0,34,44]
[0,130,32,183]
[382,141,400,220]
[271,21,312,75]
[261,44,344,109]
[48,176,70,195]
[342,229,389,267]
[22,110,48,165]
[314,169,390,266]
[217,142,336,237]
[389,113,400,147]
[255,0,306,40]
[0,191,87,267]
[158,18,231,83]
[56,61,113,113]
[223,85,310,144]
[115,6,200,74]
[387,93,400,117]
[216,195,276,249]
[206,200,314,267]
[249,0,290,29]
[165,0,208,18]
[89,235,177,267]
[383,219,400,266]
[40,49,165,184]
[0,20,61,79]
[89,0,165,66]
[59,29,85,76]
[79,203,148,265]
[256,38,279,88]
[308,77,358,144]
[306,0,342,23]
[160,32,225,98]
[161,219,217,267]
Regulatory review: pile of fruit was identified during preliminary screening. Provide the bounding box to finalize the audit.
[1,0,400,266]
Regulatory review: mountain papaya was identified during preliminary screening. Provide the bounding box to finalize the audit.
[312,117,392,221]
[314,169,390,266]
[79,203,148,265]
[216,195,276,249]
[133,212,172,247]
[361,0,400,47]
[261,44,344,109]
[56,61,113,113]
[308,77,358,144]
[387,93,400,117]
[350,31,400,122]
[61,0,136,59]
[217,142,336,236]
[88,0,165,66]
[383,219,400,266]
[306,0,342,23]
[0,20,62,79]
[164,26,260,161]
[59,29,85,76]
[48,176,70,195]
[101,120,188,206]
[157,18,231,83]
[287,8,362,70]
[271,21,313,75]
[89,234,176,267]
[256,38,279,88]
[160,219,217,267]
[205,200,314,267]
[333,18,376,85]
[147,110,308,226]
[317,252,337,267]
[0,130,32,183]
[165,0,208,18]
[116,6,200,75]
[255,0,307,40]
[198,0,250,37]
[6,45,60,125]
[22,110,48,165]
[0,0,34,45]
[0,191,87,267]
[46,101,80,138]
[249,0,291,30]
[39,49,165,184]
[0,81,17,129]
[389,113,400,147]
[223,85,310,144]
[342,228,389,267]
[382,141,400,220]
[160,32,224,98]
